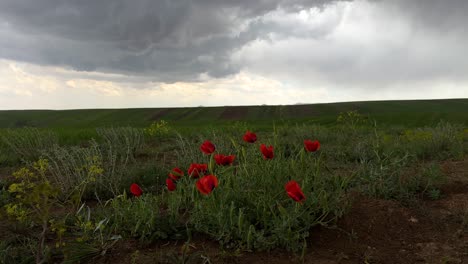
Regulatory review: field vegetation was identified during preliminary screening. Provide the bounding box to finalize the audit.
[0,101,467,263]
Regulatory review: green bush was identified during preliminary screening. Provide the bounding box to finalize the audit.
[354,150,445,202]
[42,140,137,201]
[400,121,464,160]
[105,194,184,243]
[144,120,171,139]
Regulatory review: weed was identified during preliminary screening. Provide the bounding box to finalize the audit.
[145,120,172,139]
[400,121,464,160]
[43,139,136,200]
[105,193,184,243]
[3,162,60,263]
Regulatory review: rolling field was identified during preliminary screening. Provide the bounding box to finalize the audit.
[0,100,467,263]
[1,99,468,129]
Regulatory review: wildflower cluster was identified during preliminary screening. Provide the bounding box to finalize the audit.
[129,131,320,202]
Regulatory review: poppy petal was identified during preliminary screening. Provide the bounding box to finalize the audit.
[130,183,143,197]
[285,180,305,203]
[260,144,274,159]
[196,175,218,195]
[304,140,320,152]
[166,178,176,191]
[243,131,257,143]
[169,167,184,180]
[200,140,216,154]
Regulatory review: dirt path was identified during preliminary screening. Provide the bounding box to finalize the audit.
[97,159,468,264]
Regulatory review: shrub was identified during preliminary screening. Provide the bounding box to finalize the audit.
[61,203,122,264]
[400,121,464,160]
[97,127,145,163]
[354,149,445,202]
[144,120,171,138]
[105,194,184,243]
[42,143,105,201]
[3,162,60,263]
[35,128,145,201]
[337,110,368,131]
[42,140,137,201]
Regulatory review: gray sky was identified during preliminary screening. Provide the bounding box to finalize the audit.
[0,0,467,109]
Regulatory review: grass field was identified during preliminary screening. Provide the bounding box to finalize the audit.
[1,99,468,129]
[0,100,467,263]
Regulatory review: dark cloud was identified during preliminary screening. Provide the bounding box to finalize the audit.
[0,0,336,81]
[233,0,468,90]
[0,0,467,86]
[391,0,468,33]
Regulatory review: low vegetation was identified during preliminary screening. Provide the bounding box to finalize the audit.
[0,109,467,263]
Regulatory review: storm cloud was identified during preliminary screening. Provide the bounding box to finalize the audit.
[0,0,340,81]
[0,0,467,109]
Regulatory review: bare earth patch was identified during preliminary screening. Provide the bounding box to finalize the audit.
[219,106,249,120]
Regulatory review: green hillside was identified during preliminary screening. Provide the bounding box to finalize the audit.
[0,99,467,128]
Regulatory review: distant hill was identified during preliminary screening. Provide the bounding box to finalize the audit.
[0,99,467,128]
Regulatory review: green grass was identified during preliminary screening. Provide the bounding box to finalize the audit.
[1,99,467,129]
[0,102,467,262]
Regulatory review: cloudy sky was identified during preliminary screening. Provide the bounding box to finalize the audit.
[0,0,467,109]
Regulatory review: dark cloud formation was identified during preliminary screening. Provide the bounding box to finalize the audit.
[0,0,335,81]
[234,0,468,89]
[0,0,467,86]
[393,0,468,33]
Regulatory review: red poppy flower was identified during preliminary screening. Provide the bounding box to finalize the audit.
[188,163,208,178]
[260,144,274,159]
[169,167,184,181]
[304,140,320,152]
[166,178,176,191]
[285,180,306,203]
[196,175,219,195]
[200,140,216,155]
[243,131,257,143]
[214,154,236,166]
[130,183,143,197]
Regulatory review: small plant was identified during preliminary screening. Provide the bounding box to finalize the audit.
[145,120,171,138]
[43,140,135,200]
[63,204,122,263]
[427,188,441,200]
[337,110,366,130]
[355,147,446,202]
[161,243,211,264]
[106,193,183,243]
[0,236,37,264]
[130,250,141,264]
[400,121,464,160]
[42,143,105,200]
[4,161,60,263]
[62,238,121,264]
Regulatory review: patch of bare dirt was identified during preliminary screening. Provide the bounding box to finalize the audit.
[220,107,249,120]
[284,105,322,119]
[150,109,173,121]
